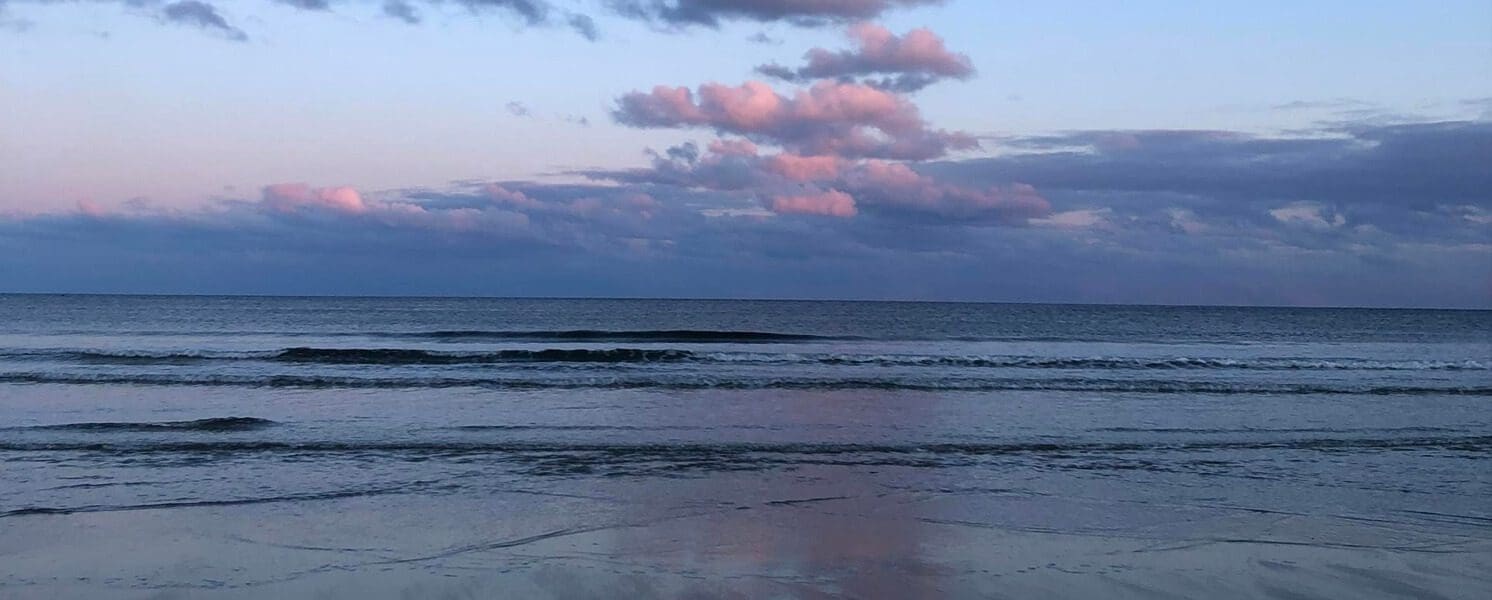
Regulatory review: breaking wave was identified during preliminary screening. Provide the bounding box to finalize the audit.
[10,417,277,432]
[3,348,1485,370]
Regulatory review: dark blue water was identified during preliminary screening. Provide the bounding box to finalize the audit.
[1,296,1489,598]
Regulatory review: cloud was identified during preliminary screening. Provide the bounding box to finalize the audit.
[261,184,369,214]
[382,0,421,24]
[3,176,1484,306]
[584,140,773,190]
[0,0,33,33]
[581,140,1050,224]
[842,160,1050,222]
[567,13,598,40]
[6,0,952,40]
[1030,208,1112,230]
[613,80,976,160]
[1269,203,1344,229]
[909,119,1491,274]
[75,200,107,217]
[764,153,843,181]
[771,189,857,217]
[483,184,543,209]
[7,0,594,39]
[3,145,1488,306]
[506,101,532,117]
[927,121,1492,227]
[746,32,781,45]
[757,23,973,91]
[456,0,550,24]
[275,0,331,10]
[160,1,247,41]
[610,0,943,28]
[595,20,1044,224]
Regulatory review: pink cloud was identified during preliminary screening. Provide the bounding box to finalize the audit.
[845,161,1051,221]
[759,23,974,91]
[615,80,975,160]
[765,153,843,182]
[708,138,760,157]
[261,183,368,214]
[484,184,543,209]
[771,189,858,218]
[75,200,107,217]
[851,159,922,188]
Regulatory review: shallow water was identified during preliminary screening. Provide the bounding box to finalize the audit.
[1,296,1489,598]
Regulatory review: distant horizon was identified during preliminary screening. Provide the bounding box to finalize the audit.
[2,291,1486,311]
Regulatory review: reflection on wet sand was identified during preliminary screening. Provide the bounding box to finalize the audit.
[1,383,1489,599]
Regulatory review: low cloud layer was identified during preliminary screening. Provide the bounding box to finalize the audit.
[8,116,1485,305]
[3,122,1485,305]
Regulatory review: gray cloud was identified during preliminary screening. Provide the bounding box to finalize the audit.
[2,172,1484,305]
[1,0,948,40]
[932,121,1491,215]
[5,114,1489,306]
[274,0,330,10]
[5,0,591,39]
[457,0,548,24]
[610,0,942,28]
[567,13,597,40]
[0,0,33,33]
[746,32,780,44]
[382,0,420,24]
[160,1,246,41]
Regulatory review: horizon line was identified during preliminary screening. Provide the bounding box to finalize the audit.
[1,292,1486,312]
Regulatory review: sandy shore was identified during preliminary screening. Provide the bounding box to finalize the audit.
[3,467,1488,599]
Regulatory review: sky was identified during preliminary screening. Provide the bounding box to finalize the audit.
[1,0,1488,306]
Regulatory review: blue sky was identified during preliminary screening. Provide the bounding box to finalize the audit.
[1,1,1488,305]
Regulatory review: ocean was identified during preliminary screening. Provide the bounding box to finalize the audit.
[1,295,1488,598]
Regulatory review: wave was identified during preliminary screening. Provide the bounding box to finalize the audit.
[0,486,407,519]
[385,329,845,343]
[0,350,256,364]
[1092,426,1463,434]
[5,348,1485,371]
[2,372,1487,395]
[10,417,277,432]
[273,347,695,364]
[794,355,1487,371]
[4,437,1488,456]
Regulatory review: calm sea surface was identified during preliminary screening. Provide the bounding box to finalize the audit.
[1,296,1489,598]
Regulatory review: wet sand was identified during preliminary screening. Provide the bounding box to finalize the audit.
[4,465,1489,599]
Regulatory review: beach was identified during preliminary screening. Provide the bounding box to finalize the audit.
[1,296,1488,598]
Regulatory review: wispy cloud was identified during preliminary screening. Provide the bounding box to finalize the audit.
[610,0,943,28]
